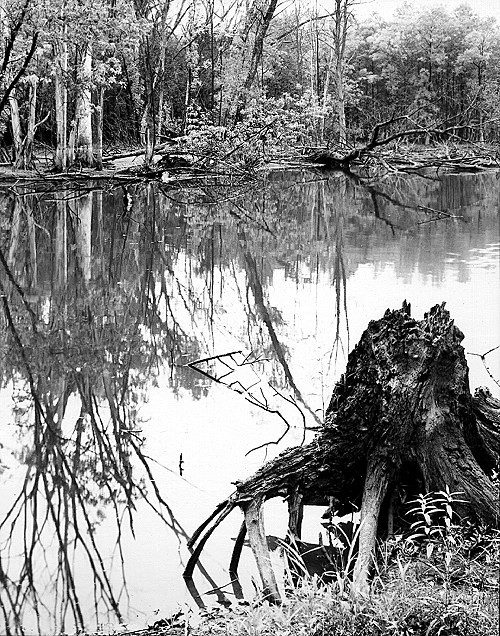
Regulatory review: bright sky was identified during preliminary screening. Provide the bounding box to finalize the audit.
[355,0,500,21]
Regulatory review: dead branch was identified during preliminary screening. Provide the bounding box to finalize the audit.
[306,111,498,172]
[468,346,500,388]
[102,143,171,162]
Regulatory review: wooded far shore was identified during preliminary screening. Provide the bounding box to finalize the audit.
[2,0,500,179]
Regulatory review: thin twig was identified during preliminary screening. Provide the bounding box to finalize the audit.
[468,346,500,387]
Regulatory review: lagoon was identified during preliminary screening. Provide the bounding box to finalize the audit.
[0,170,498,634]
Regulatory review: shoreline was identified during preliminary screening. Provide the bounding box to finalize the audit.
[1,142,499,187]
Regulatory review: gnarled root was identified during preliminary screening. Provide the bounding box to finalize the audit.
[185,303,500,605]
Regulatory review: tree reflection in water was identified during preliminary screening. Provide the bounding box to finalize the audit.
[0,185,196,634]
[0,177,350,632]
[0,171,486,632]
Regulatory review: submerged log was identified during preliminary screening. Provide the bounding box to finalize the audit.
[185,302,499,602]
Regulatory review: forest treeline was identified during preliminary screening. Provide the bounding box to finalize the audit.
[1,0,499,171]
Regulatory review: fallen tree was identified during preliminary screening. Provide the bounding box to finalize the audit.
[184,302,500,602]
[305,114,500,172]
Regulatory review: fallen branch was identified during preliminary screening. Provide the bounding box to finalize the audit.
[188,350,310,454]
[306,111,500,172]
[102,143,170,162]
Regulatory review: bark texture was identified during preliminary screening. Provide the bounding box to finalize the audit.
[74,44,94,167]
[185,303,499,603]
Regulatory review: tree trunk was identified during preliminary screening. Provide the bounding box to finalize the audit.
[185,303,499,603]
[232,0,278,122]
[0,0,39,123]
[25,75,38,168]
[10,77,38,169]
[54,38,68,171]
[9,91,23,166]
[320,47,334,143]
[335,58,346,145]
[95,85,104,170]
[74,43,94,167]
[332,0,349,146]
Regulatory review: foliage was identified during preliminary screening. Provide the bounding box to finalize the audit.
[177,93,334,168]
[4,0,500,169]
[160,489,499,636]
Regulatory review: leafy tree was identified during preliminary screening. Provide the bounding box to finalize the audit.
[0,0,39,165]
[457,17,500,140]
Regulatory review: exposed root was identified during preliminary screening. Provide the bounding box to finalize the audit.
[184,303,500,605]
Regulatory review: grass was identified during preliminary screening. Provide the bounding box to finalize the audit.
[189,549,498,636]
[90,527,499,636]
[92,490,499,636]
[185,492,499,636]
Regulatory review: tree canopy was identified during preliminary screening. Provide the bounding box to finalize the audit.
[1,0,500,170]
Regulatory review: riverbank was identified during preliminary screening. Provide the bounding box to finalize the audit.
[119,564,498,636]
[1,142,499,187]
[110,525,500,636]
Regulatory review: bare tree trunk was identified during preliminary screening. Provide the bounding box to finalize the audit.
[335,58,346,145]
[232,0,278,122]
[183,65,192,134]
[477,70,484,143]
[156,50,167,137]
[9,76,38,169]
[320,47,334,142]
[25,75,38,167]
[54,37,68,171]
[294,2,304,93]
[332,0,349,146]
[144,128,153,165]
[9,92,23,166]
[139,106,148,146]
[67,120,75,166]
[95,85,104,170]
[309,17,315,98]
[74,43,94,167]
[0,0,39,123]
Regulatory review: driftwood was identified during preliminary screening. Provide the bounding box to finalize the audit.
[306,114,500,172]
[184,302,500,603]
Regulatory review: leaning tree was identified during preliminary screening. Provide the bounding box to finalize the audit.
[185,302,500,601]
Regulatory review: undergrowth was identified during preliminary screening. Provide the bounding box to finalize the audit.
[188,489,499,636]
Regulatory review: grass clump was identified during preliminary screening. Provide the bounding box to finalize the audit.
[194,566,497,636]
[191,489,499,636]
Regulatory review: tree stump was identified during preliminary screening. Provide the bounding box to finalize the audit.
[185,303,499,603]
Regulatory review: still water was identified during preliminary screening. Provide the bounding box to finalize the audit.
[0,170,499,634]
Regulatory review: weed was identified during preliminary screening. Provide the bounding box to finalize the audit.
[212,488,499,636]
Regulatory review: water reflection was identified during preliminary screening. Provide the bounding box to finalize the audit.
[0,170,498,634]
[0,186,196,634]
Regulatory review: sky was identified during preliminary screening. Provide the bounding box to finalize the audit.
[354,0,500,21]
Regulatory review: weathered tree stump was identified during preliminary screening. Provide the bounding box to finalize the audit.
[184,302,499,602]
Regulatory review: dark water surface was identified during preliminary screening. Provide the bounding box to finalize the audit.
[0,170,499,634]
